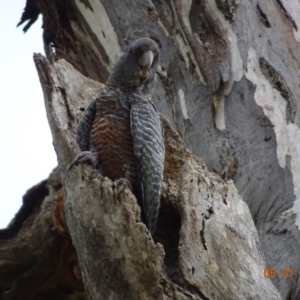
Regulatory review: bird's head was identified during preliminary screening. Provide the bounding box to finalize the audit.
[107,37,159,93]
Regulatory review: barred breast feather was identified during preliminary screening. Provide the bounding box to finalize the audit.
[89,91,138,191]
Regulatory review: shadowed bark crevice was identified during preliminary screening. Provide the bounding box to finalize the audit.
[155,202,181,283]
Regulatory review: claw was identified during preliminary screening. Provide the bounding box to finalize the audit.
[114,178,132,197]
[69,151,103,174]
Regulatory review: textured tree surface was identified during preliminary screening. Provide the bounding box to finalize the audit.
[34,54,280,299]
[0,168,89,299]
[1,0,300,299]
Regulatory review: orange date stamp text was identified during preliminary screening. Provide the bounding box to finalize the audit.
[264,268,293,279]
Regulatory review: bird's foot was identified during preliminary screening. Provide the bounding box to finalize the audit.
[69,151,103,173]
[114,178,132,197]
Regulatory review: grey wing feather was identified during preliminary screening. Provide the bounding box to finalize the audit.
[77,100,96,151]
[130,101,165,234]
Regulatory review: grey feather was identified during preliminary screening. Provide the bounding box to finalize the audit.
[130,93,165,234]
[77,100,96,151]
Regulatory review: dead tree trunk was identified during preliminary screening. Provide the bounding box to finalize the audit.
[1,0,300,299]
[33,54,280,299]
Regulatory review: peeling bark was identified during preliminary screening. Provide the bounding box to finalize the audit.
[258,57,297,123]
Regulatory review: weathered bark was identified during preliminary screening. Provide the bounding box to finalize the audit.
[2,0,300,298]
[31,1,300,298]
[33,54,280,299]
[0,168,88,300]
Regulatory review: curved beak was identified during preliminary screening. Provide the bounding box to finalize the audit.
[138,50,154,70]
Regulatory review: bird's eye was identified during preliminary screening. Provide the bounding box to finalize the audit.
[128,48,133,54]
